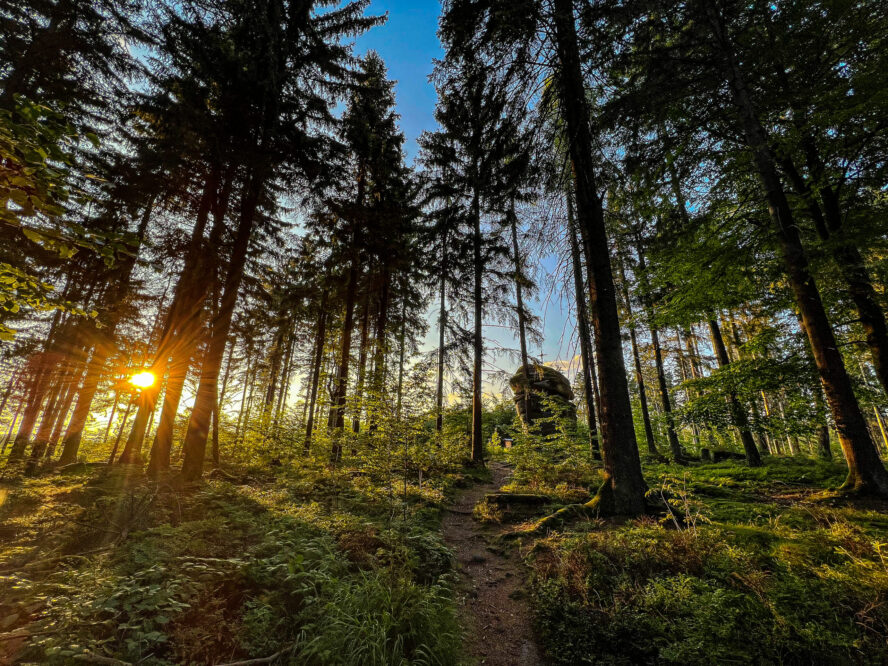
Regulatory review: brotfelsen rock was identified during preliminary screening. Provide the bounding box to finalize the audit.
[509,364,578,436]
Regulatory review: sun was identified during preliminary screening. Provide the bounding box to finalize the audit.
[129,370,156,389]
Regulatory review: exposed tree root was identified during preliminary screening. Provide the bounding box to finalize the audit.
[506,480,667,538]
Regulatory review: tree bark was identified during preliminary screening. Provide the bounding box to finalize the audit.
[708,319,762,466]
[58,197,155,465]
[351,289,372,433]
[618,257,658,457]
[436,231,448,434]
[470,188,484,464]
[328,261,358,461]
[180,172,261,482]
[705,4,888,494]
[552,0,646,515]
[148,169,231,473]
[304,292,328,452]
[568,194,600,458]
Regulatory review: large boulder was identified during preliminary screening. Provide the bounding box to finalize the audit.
[509,364,577,436]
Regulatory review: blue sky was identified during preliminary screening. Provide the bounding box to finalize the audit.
[354,0,443,163]
[352,2,579,390]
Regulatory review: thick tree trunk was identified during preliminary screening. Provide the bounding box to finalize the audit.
[148,171,230,473]
[552,0,645,515]
[568,195,600,458]
[180,174,260,482]
[706,5,888,494]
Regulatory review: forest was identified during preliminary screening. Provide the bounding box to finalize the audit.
[1,0,888,663]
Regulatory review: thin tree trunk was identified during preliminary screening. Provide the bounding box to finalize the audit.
[328,261,358,461]
[470,188,484,464]
[305,293,328,452]
[436,232,448,434]
[509,198,530,371]
[1,397,24,455]
[618,257,658,457]
[708,319,762,466]
[109,399,134,464]
[352,289,372,433]
[102,392,120,447]
[635,243,684,462]
[7,360,50,461]
[568,194,600,458]
[396,299,407,417]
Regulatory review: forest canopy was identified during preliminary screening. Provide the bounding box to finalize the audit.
[1,0,888,664]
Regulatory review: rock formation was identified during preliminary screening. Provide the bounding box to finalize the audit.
[509,364,577,436]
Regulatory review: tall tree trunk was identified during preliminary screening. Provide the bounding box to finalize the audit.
[328,261,358,461]
[45,372,79,459]
[116,387,156,464]
[180,172,261,482]
[148,170,231,473]
[769,60,888,398]
[470,188,484,464]
[674,329,702,451]
[264,321,287,409]
[304,293,328,452]
[7,359,51,461]
[234,357,252,448]
[552,0,646,515]
[618,257,658,457]
[509,198,530,371]
[568,194,600,458]
[25,367,70,473]
[108,398,134,464]
[396,299,407,417]
[706,5,888,494]
[2,397,24,455]
[436,232,448,434]
[352,289,372,433]
[635,243,683,462]
[58,197,155,465]
[274,326,296,428]
[708,319,762,466]
[0,369,20,418]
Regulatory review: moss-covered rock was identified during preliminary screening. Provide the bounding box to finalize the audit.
[509,364,577,435]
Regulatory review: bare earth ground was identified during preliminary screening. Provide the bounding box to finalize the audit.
[442,462,544,666]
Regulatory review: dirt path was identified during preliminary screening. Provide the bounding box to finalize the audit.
[442,461,544,666]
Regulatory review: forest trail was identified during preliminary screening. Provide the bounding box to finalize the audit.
[442,461,544,666]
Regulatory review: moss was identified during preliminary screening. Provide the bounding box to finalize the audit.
[525,456,888,665]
